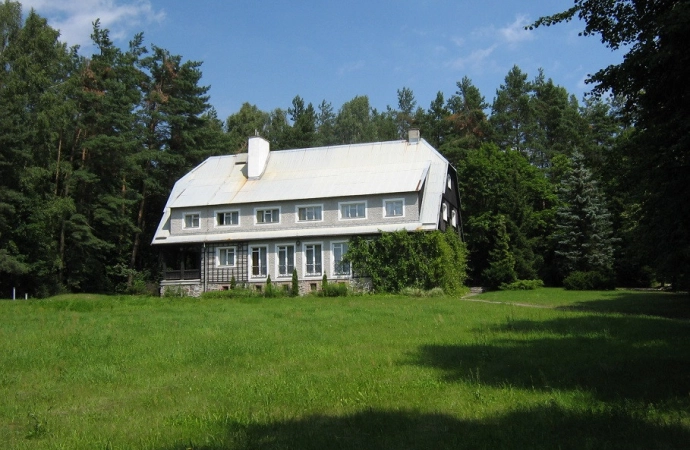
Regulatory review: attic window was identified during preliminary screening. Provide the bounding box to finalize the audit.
[184,213,200,229]
[442,203,448,222]
[447,174,452,190]
[255,208,280,224]
[339,201,366,220]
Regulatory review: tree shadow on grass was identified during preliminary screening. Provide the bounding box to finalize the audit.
[559,291,690,320]
[162,406,690,450]
[411,313,690,405]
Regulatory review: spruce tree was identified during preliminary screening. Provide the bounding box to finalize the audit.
[553,152,615,279]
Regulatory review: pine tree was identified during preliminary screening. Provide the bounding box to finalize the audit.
[553,152,615,279]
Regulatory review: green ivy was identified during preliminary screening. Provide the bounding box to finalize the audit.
[346,230,467,294]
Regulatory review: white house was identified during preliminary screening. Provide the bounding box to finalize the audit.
[152,130,462,296]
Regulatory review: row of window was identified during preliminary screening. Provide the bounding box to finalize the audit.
[183,199,405,229]
[215,242,350,278]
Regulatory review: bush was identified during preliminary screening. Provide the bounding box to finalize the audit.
[291,269,299,296]
[321,282,348,297]
[163,285,188,298]
[499,279,544,291]
[201,288,258,299]
[400,287,445,297]
[563,271,615,290]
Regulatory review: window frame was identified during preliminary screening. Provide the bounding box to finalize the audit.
[451,209,458,227]
[249,245,268,278]
[383,198,405,218]
[216,246,237,267]
[254,206,281,225]
[183,212,201,229]
[275,243,295,278]
[303,242,323,277]
[331,241,351,277]
[296,204,324,222]
[442,202,448,222]
[338,201,367,220]
[215,209,240,227]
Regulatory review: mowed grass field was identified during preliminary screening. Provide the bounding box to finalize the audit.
[1,289,689,449]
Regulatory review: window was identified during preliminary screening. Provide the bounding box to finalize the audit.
[304,243,322,276]
[384,199,404,218]
[297,205,322,222]
[184,213,200,229]
[277,245,295,277]
[255,208,280,224]
[251,246,267,277]
[451,210,458,227]
[217,247,236,267]
[332,242,350,276]
[339,201,366,219]
[447,174,452,190]
[216,210,239,227]
[442,203,448,221]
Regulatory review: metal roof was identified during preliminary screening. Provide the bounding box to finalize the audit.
[153,138,450,244]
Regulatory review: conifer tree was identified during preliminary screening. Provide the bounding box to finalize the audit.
[553,152,615,279]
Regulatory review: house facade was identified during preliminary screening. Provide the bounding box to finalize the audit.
[152,130,462,296]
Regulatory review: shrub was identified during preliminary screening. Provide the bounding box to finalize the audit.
[201,288,257,299]
[322,282,348,297]
[563,271,615,290]
[400,287,445,297]
[163,285,188,298]
[291,269,299,296]
[499,279,544,291]
[265,275,277,298]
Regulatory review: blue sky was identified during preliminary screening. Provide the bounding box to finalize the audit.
[20,0,622,121]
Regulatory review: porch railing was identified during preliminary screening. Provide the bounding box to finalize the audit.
[164,269,201,280]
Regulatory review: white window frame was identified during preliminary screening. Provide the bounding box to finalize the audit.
[338,201,367,220]
[254,206,281,225]
[451,209,458,227]
[442,202,448,222]
[183,212,201,229]
[303,242,323,277]
[447,174,452,190]
[331,241,351,277]
[215,209,240,227]
[275,243,295,278]
[249,245,268,278]
[216,246,236,267]
[383,198,405,218]
[296,204,324,222]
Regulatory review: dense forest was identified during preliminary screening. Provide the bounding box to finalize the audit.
[1,0,688,296]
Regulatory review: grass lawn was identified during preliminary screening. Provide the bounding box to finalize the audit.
[1,289,689,449]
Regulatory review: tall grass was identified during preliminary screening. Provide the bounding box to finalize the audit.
[0,290,688,449]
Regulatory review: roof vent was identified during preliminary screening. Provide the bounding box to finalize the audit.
[247,135,270,179]
[408,128,420,144]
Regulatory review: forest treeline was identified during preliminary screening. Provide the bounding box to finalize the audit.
[1,1,687,296]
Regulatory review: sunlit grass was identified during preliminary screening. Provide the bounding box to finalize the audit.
[1,291,689,449]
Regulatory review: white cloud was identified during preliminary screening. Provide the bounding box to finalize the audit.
[498,14,534,45]
[19,0,165,50]
[447,45,497,71]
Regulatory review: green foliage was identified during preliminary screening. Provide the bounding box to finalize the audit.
[265,274,276,298]
[162,285,188,298]
[230,275,236,290]
[321,282,348,297]
[400,287,446,297]
[347,229,467,294]
[532,0,690,289]
[499,279,544,291]
[563,271,615,291]
[291,268,299,296]
[553,152,615,280]
[201,288,258,299]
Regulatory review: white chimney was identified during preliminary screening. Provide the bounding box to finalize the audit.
[247,136,270,179]
[408,128,420,144]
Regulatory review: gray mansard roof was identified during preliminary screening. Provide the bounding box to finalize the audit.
[152,138,451,244]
